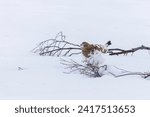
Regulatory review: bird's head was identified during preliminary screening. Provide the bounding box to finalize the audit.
[80,42,90,48]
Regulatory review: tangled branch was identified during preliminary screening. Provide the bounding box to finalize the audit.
[60,59,107,77]
[108,45,150,55]
[60,59,150,78]
[32,32,81,57]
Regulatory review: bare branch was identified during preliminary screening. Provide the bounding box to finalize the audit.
[32,32,81,57]
[107,66,150,78]
[108,45,150,55]
[60,59,106,77]
[60,59,150,79]
[108,71,150,79]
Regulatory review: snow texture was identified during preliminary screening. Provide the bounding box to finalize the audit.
[0,0,150,99]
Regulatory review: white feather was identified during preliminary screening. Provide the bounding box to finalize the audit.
[86,50,105,67]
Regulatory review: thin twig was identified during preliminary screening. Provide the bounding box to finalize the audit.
[60,59,104,77]
[32,32,81,56]
[60,59,150,79]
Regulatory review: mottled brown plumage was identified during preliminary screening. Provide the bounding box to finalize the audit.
[80,42,95,58]
[80,42,108,58]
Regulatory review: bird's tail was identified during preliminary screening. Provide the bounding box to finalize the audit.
[105,41,111,47]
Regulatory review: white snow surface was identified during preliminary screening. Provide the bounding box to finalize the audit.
[1,0,150,99]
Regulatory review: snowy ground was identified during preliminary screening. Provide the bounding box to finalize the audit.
[0,0,150,99]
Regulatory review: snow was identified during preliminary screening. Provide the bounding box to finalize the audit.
[0,0,150,99]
